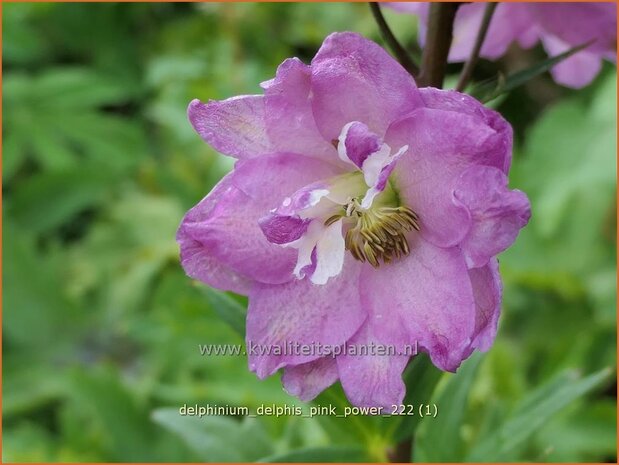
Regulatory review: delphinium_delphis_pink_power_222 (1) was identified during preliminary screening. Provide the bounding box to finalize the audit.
[177,32,531,408]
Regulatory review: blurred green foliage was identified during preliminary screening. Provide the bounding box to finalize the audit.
[2,3,616,463]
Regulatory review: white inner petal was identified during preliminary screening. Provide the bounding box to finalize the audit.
[311,219,345,285]
[361,144,392,187]
[289,220,323,278]
[360,144,409,209]
[336,122,356,165]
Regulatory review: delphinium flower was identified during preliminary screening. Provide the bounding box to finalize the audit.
[177,32,530,407]
[387,2,617,88]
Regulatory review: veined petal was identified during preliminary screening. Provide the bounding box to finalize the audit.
[454,166,531,268]
[258,214,310,245]
[387,94,513,248]
[282,357,339,402]
[419,88,512,174]
[337,291,411,408]
[310,32,422,141]
[262,58,339,163]
[177,234,252,294]
[177,153,339,289]
[387,110,479,248]
[360,236,476,372]
[247,257,366,378]
[469,258,502,352]
[188,96,272,159]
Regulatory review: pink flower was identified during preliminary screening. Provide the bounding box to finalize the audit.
[388,2,617,88]
[177,32,530,407]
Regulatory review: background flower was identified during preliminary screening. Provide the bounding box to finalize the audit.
[388,2,617,88]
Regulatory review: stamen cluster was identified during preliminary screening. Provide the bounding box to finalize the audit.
[326,200,420,267]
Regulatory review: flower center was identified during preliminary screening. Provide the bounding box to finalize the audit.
[325,197,420,268]
[260,120,420,284]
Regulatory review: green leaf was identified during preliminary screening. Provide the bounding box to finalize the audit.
[3,219,80,346]
[3,68,145,175]
[34,67,135,109]
[199,287,247,336]
[413,353,483,462]
[258,445,372,463]
[502,72,616,305]
[2,357,67,418]
[537,399,617,461]
[152,408,272,462]
[467,368,612,461]
[471,41,594,102]
[69,369,159,462]
[8,164,118,234]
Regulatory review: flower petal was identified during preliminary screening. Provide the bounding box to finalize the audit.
[360,143,408,209]
[469,258,502,352]
[246,257,366,378]
[188,96,272,159]
[337,293,411,408]
[449,3,536,61]
[419,88,512,173]
[282,357,339,402]
[337,121,382,168]
[541,35,603,89]
[262,58,338,163]
[258,214,310,245]
[454,166,531,268]
[386,95,513,248]
[360,236,476,372]
[310,32,422,141]
[177,235,252,294]
[177,153,339,288]
[531,3,617,56]
[311,219,346,285]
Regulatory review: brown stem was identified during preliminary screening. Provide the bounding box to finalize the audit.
[387,437,413,463]
[455,2,498,91]
[369,2,419,76]
[417,2,460,88]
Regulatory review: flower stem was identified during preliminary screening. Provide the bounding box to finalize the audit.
[455,2,498,92]
[369,2,419,76]
[417,2,460,88]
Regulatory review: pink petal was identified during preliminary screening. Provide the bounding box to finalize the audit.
[337,121,382,169]
[310,32,422,141]
[419,88,512,174]
[262,58,339,164]
[177,153,339,289]
[188,96,272,159]
[454,165,531,269]
[337,291,411,408]
[282,357,339,402]
[177,236,252,294]
[449,3,536,61]
[541,35,603,89]
[247,257,366,378]
[531,3,617,56]
[469,258,502,352]
[386,96,513,248]
[360,236,477,372]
